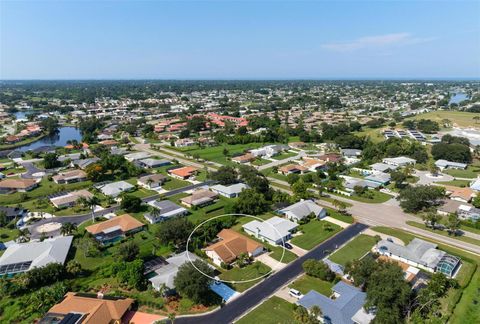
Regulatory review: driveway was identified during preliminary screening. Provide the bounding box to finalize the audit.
[257,151,306,171]
[175,223,368,324]
[414,170,454,185]
[255,253,286,271]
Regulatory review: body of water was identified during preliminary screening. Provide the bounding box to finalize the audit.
[13,111,31,120]
[18,126,82,151]
[449,93,469,105]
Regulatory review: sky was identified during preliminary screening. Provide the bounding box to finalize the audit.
[1,0,479,80]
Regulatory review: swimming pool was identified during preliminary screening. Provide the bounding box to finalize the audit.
[210,281,239,302]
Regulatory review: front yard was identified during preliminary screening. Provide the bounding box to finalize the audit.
[290,220,341,250]
[289,274,334,296]
[219,261,271,292]
[329,234,377,266]
[236,296,295,324]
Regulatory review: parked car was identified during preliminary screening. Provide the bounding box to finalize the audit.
[289,288,303,299]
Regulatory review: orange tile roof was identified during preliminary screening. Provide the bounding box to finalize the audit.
[46,292,134,324]
[442,185,475,202]
[168,166,198,178]
[232,153,255,163]
[85,214,144,235]
[279,164,307,173]
[98,139,118,146]
[205,229,263,263]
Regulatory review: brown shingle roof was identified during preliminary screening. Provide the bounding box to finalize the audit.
[180,189,218,206]
[85,214,144,235]
[0,178,37,189]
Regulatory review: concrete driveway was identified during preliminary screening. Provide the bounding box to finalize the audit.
[255,253,286,271]
[414,170,454,185]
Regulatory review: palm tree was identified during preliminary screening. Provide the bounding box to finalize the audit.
[18,228,31,242]
[60,222,77,236]
[447,213,461,236]
[310,305,322,320]
[146,177,154,189]
[79,196,100,223]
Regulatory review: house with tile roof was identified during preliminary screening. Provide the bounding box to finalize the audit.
[137,174,167,189]
[168,166,199,179]
[85,214,145,245]
[52,169,88,184]
[39,292,134,324]
[180,188,218,208]
[205,229,264,266]
[0,178,38,194]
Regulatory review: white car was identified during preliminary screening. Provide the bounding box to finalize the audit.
[289,288,303,299]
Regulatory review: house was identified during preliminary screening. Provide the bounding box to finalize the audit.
[137,174,167,189]
[250,144,289,158]
[145,200,188,224]
[232,153,255,164]
[138,158,171,168]
[39,292,134,324]
[364,172,391,185]
[442,185,475,203]
[437,199,465,216]
[318,153,343,164]
[168,166,198,179]
[374,238,461,277]
[98,181,134,198]
[58,153,82,162]
[110,146,128,156]
[435,159,468,170]
[124,151,151,162]
[0,206,27,221]
[0,178,38,194]
[174,138,196,147]
[52,169,88,184]
[85,214,144,245]
[458,204,480,221]
[297,281,375,324]
[300,157,327,172]
[205,229,264,266]
[278,164,308,175]
[0,236,73,276]
[370,162,398,173]
[470,178,480,192]
[211,183,249,198]
[343,178,381,191]
[72,157,100,169]
[180,188,218,208]
[278,200,327,222]
[341,149,362,158]
[49,189,94,209]
[243,216,298,245]
[148,251,202,291]
[382,156,416,167]
[98,139,119,146]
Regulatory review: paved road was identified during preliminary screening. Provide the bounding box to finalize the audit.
[414,170,454,185]
[27,180,216,238]
[176,223,368,324]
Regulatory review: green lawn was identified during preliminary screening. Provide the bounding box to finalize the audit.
[444,166,479,179]
[329,234,376,266]
[437,179,471,187]
[0,226,19,242]
[251,158,271,166]
[180,143,266,165]
[236,296,296,324]
[354,127,385,143]
[162,177,191,190]
[289,274,334,296]
[407,110,480,128]
[290,220,341,250]
[271,151,297,160]
[325,207,354,224]
[261,167,289,182]
[371,226,414,244]
[269,246,298,264]
[330,190,393,204]
[219,261,271,292]
[406,221,480,246]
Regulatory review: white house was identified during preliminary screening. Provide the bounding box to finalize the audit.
[435,159,468,170]
[98,181,134,198]
[124,151,151,162]
[382,157,416,167]
[278,200,327,222]
[243,216,298,245]
[210,183,249,198]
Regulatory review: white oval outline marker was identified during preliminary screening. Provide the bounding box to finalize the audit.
[185,213,286,284]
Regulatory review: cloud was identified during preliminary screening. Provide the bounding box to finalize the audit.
[322,33,436,52]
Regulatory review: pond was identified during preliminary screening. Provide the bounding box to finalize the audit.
[449,93,469,105]
[18,126,83,151]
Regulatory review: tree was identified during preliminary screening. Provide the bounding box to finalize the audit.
[0,211,7,227]
[431,143,472,164]
[65,260,83,277]
[210,166,238,185]
[472,195,480,208]
[43,153,60,169]
[114,259,147,290]
[174,260,214,304]
[446,213,460,236]
[60,222,77,236]
[234,189,270,215]
[156,217,194,248]
[302,259,336,281]
[398,185,445,213]
[428,160,440,176]
[28,282,67,314]
[292,179,311,200]
[391,170,407,188]
[117,241,140,262]
[422,211,441,229]
[120,194,142,213]
[78,196,100,223]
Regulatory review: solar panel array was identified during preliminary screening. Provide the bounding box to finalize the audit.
[0,261,32,275]
[143,257,168,275]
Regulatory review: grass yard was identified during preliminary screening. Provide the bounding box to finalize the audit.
[219,261,271,292]
[271,151,297,160]
[444,166,479,179]
[0,226,19,242]
[406,221,480,246]
[251,158,271,166]
[236,296,295,324]
[437,179,471,187]
[407,110,480,128]
[289,274,334,296]
[354,127,385,143]
[330,190,393,204]
[325,207,354,224]
[329,234,377,266]
[290,220,341,250]
[261,167,289,182]
[181,143,266,165]
[371,226,414,244]
[186,197,236,224]
[269,246,298,264]
[162,177,191,190]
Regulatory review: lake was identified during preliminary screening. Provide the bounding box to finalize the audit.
[18,126,83,151]
[449,93,469,105]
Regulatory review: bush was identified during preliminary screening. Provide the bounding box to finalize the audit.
[302,259,336,281]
